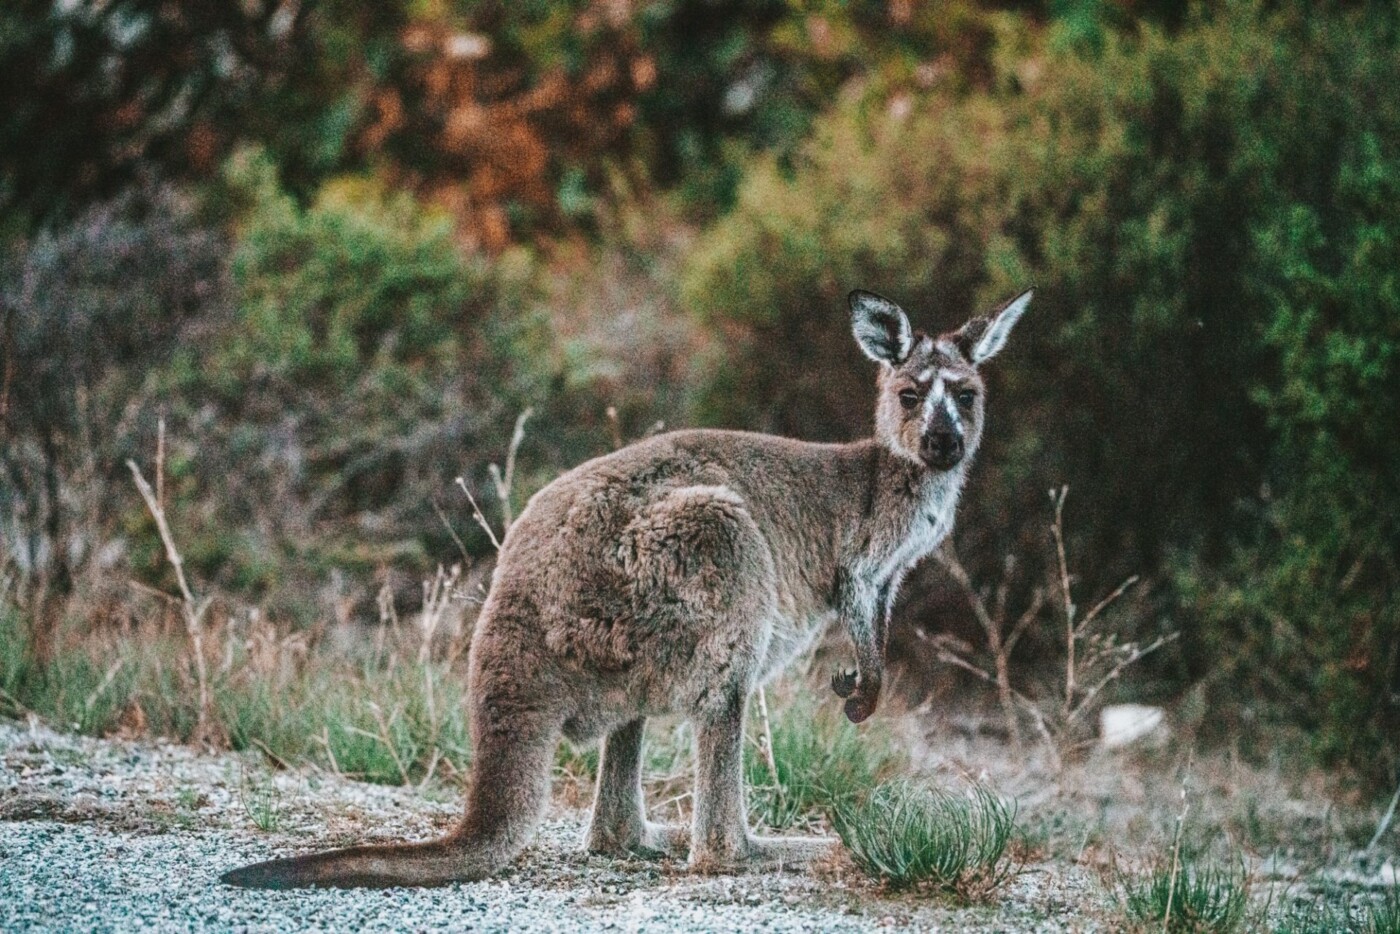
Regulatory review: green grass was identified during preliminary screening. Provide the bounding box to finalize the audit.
[4,584,916,847]
[1368,888,1400,934]
[1270,888,1400,934]
[1,600,472,786]
[238,768,284,832]
[828,780,1018,898]
[744,697,906,831]
[1119,852,1250,933]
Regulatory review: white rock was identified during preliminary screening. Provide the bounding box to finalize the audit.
[1099,704,1167,750]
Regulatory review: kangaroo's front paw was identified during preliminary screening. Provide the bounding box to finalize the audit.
[841,678,881,723]
[830,668,858,699]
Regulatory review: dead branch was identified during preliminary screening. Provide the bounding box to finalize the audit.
[127,450,215,746]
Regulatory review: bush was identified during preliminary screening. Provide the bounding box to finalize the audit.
[0,185,230,660]
[143,151,540,611]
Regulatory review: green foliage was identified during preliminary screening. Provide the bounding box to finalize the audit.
[1118,853,1250,933]
[1371,889,1400,934]
[143,151,538,603]
[216,646,472,786]
[1272,898,1353,934]
[1168,9,1400,773]
[681,86,1002,438]
[828,781,1017,897]
[744,697,905,830]
[216,150,478,389]
[0,186,229,609]
[0,0,402,228]
[0,586,28,718]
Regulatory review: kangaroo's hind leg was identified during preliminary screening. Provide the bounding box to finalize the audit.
[689,691,839,873]
[623,483,836,873]
[585,718,688,859]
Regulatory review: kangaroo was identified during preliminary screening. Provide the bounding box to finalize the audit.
[221,287,1032,888]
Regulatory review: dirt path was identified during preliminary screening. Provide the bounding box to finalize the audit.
[0,719,1111,932]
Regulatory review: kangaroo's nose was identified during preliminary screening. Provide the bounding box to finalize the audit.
[922,430,964,469]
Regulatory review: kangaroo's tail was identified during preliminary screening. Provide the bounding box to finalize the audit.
[219,833,503,889]
[221,681,559,889]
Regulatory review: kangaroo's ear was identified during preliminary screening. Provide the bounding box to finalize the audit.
[954,288,1033,364]
[850,290,913,365]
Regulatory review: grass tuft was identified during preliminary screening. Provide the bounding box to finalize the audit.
[1270,886,1400,934]
[1,599,473,786]
[828,780,1017,898]
[1369,887,1400,934]
[744,698,906,831]
[238,768,284,832]
[1119,853,1250,933]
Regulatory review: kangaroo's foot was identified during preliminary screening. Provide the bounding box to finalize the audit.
[689,834,840,874]
[584,718,691,860]
[587,820,689,860]
[689,693,840,874]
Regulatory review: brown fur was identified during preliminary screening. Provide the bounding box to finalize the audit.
[221,288,1031,888]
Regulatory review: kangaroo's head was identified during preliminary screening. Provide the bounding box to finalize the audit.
[850,288,1033,472]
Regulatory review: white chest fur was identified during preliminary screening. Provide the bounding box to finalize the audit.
[877,473,962,585]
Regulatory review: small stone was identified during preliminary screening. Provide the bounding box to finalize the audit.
[1099,704,1167,750]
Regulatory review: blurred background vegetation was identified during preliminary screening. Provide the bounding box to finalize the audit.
[1,0,1396,790]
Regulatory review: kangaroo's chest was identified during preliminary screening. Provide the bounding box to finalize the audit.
[873,486,960,587]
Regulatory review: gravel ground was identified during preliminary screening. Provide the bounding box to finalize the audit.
[0,718,1108,932]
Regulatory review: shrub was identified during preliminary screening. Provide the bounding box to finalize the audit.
[143,151,540,610]
[828,781,1017,897]
[0,185,229,657]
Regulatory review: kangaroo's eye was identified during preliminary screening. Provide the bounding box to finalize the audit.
[956,389,977,408]
[898,389,921,410]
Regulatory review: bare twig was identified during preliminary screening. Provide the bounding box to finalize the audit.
[126,578,180,606]
[250,738,292,772]
[316,726,343,777]
[754,686,780,787]
[489,406,533,533]
[1050,486,1076,720]
[83,659,125,716]
[431,497,470,563]
[1069,633,1178,722]
[939,543,1025,746]
[155,416,166,513]
[1163,767,1192,933]
[369,702,412,785]
[418,564,462,663]
[455,476,502,552]
[936,487,1168,768]
[1004,588,1046,658]
[1078,574,1141,635]
[1369,779,1400,852]
[127,454,215,746]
